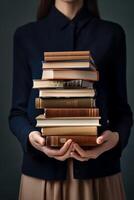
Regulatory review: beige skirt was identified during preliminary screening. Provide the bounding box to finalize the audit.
[18,158,126,200]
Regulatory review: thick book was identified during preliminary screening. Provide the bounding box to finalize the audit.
[41,126,97,136]
[36,114,101,127]
[42,61,96,70]
[44,108,99,118]
[35,97,96,108]
[44,50,96,69]
[39,89,96,98]
[33,80,93,89]
[42,69,99,81]
[44,50,90,57]
[45,135,98,147]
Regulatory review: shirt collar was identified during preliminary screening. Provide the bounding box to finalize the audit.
[47,4,94,30]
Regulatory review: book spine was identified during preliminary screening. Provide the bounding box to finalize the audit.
[41,126,97,136]
[42,61,90,69]
[45,135,97,147]
[44,55,90,62]
[35,97,96,108]
[44,51,90,57]
[45,108,99,118]
[33,80,64,88]
[33,80,93,89]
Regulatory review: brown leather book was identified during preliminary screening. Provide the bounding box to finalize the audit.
[41,126,97,136]
[44,50,90,57]
[44,108,99,118]
[42,69,99,81]
[35,97,96,108]
[45,135,98,147]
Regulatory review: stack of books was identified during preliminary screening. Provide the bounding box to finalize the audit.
[33,51,101,147]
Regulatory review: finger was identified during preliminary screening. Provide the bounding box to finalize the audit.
[73,143,87,158]
[96,130,111,144]
[70,152,88,161]
[87,132,119,158]
[73,144,100,160]
[90,139,112,156]
[42,139,72,157]
[54,143,74,161]
[31,140,44,152]
[58,139,73,155]
[54,142,74,161]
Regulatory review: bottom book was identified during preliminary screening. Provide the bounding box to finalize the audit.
[44,135,98,147]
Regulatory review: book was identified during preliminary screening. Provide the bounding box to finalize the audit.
[44,55,91,62]
[33,80,65,88]
[36,114,101,127]
[33,80,93,89]
[42,69,99,81]
[42,61,95,70]
[44,50,96,69]
[44,50,90,57]
[39,88,96,98]
[45,135,98,147]
[41,126,97,136]
[35,97,96,108]
[44,108,99,118]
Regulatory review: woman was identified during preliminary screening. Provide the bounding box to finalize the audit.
[8,0,133,199]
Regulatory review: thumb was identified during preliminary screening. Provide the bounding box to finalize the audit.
[96,130,111,144]
[34,132,46,146]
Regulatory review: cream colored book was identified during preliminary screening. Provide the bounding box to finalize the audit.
[42,69,99,81]
[33,80,93,89]
[33,80,65,88]
[39,88,95,98]
[36,114,101,127]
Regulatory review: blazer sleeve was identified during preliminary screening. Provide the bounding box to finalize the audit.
[8,28,39,153]
[107,24,133,154]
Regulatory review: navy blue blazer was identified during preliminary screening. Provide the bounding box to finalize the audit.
[8,4,133,180]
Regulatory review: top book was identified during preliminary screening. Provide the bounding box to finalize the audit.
[44,50,96,67]
[44,50,90,57]
[42,50,98,81]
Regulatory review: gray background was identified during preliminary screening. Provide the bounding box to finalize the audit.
[0,0,134,199]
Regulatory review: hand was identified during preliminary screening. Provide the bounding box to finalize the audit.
[29,131,74,161]
[70,130,119,161]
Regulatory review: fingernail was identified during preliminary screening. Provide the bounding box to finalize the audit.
[70,152,73,156]
[98,138,103,144]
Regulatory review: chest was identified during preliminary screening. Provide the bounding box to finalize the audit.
[25,23,113,80]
